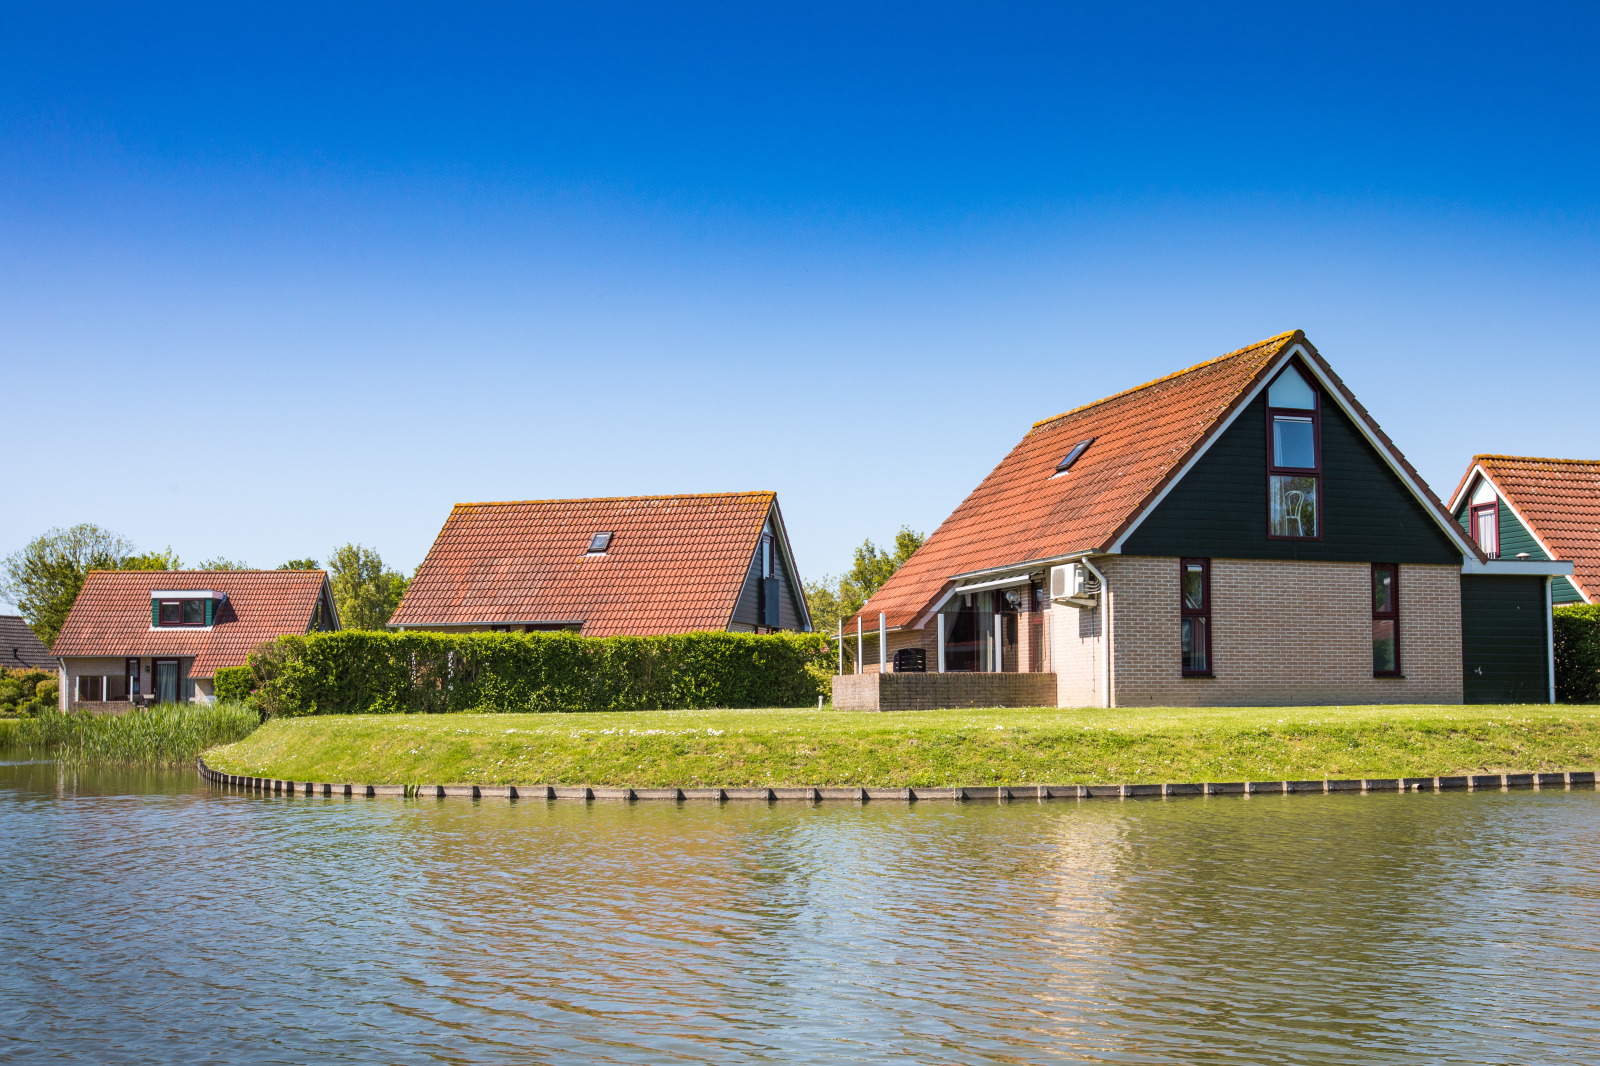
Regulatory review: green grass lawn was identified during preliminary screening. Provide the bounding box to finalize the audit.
[204,703,1600,788]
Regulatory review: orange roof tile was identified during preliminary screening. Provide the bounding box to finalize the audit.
[1472,456,1600,602]
[848,330,1471,630]
[50,570,331,676]
[389,492,779,636]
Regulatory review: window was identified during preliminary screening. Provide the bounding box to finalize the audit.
[1180,558,1211,676]
[76,675,103,701]
[157,599,207,626]
[1470,503,1499,558]
[1266,364,1320,539]
[1372,563,1400,676]
[127,658,141,697]
[1054,438,1095,474]
[586,532,613,554]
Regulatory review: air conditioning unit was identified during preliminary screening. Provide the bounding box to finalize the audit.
[1050,563,1101,608]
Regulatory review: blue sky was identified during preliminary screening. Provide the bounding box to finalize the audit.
[3,2,1597,584]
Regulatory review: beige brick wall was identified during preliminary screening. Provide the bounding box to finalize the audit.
[832,672,1058,711]
[1106,556,1462,706]
[1048,602,1106,707]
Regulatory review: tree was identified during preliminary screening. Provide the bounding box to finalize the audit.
[805,526,925,636]
[277,558,320,571]
[327,543,408,630]
[0,524,162,647]
[198,557,251,570]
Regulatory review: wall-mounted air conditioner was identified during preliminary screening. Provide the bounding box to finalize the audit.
[1050,563,1101,608]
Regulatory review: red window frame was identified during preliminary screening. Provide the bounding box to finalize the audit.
[1180,558,1212,677]
[1469,503,1499,559]
[1371,563,1401,677]
[158,599,207,627]
[1265,363,1323,541]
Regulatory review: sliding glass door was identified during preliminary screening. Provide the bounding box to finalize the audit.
[154,660,180,705]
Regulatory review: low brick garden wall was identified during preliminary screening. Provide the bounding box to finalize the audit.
[832,672,1058,711]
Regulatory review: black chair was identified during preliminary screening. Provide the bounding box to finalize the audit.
[893,647,926,673]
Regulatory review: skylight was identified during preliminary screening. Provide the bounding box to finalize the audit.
[1055,438,1095,474]
[586,532,613,554]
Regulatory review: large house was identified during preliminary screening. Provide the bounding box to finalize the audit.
[836,331,1572,710]
[50,570,338,711]
[390,492,811,636]
[1448,455,1597,605]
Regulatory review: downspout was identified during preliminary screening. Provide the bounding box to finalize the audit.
[1547,576,1556,704]
[1080,556,1111,709]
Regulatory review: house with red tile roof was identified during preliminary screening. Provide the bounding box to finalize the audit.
[837,330,1574,709]
[1448,456,1599,605]
[50,570,338,711]
[390,492,811,637]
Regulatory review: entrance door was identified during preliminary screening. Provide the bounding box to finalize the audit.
[155,661,180,704]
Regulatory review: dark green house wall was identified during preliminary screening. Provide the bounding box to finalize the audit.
[1461,575,1550,703]
[1121,391,1463,564]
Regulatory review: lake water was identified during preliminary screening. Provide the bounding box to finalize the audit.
[3,760,1599,1064]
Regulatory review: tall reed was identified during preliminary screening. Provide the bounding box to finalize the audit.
[5,702,261,766]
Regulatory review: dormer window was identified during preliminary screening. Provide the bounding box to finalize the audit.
[585,532,613,555]
[1266,364,1321,539]
[1054,438,1095,474]
[151,590,223,627]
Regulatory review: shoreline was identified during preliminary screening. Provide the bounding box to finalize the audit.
[196,757,1599,800]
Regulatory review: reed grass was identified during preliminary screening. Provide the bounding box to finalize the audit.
[6,702,262,766]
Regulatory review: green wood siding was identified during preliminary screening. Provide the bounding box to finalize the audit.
[1552,576,1585,604]
[1453,492,1551,560]
[1122,393,1463,563]
[1461,575,1549,703]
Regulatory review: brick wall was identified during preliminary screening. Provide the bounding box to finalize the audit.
[1049,601,1105,707]
[1107,556,1463,706]
[832,671,1058,711]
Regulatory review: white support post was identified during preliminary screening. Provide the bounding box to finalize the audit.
[837,619,843,676]
[993,613,1001,672]
[856,618,862,675]
[937,612,946,673]
[879,612,887,673]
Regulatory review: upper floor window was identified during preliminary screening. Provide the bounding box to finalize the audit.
[1470,503,1499,558]
[156,599,207,626]
[1266,364,1320,539]
[585,532,613,554]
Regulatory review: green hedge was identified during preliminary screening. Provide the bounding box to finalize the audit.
[247,629,834,716]
[1555,605,1600,703]
[213,666,255,702]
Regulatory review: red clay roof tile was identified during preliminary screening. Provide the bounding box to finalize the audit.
[389,492,777,636]
[50,570,330,676]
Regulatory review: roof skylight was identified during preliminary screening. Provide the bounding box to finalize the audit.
[586,532,613,554]
[1055,438,1095,474]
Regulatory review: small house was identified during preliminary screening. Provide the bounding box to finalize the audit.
[1448,455,1597,605]
[50,570,338,711]
[390,492,811,636]
[837,331,1572,709]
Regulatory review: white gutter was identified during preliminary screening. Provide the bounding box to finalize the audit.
[1459,559,1573,577]
[1546,576,1556,705]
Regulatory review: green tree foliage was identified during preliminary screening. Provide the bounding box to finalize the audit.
[0,524,173,647]
[0,668,57,718]
[198,557,251,570]
[278,558,321,571]
[804,527,925,636]
[247,629,833,716]
[328,543,409,630]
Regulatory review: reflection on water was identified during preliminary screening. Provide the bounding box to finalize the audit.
[2,759,1598,1064]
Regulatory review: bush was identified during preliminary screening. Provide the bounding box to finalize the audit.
[13,701,260,765]
[213,665,255,702]
[248,629,835,717]
[0,668,57,718]
[1555,605,1600,703]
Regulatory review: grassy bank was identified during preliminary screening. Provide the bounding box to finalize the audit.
[204,703,1600,787]
[6,702,261,766]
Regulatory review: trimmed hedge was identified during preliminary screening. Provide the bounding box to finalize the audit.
[247,630,834,717]
[1555,605,1600,704]
[213,666,256,702]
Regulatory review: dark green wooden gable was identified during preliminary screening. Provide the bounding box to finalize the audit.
[1121,389,1462,563]
[1453,491,1585,603]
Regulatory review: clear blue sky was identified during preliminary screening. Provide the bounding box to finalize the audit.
[3,2,1597,584]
